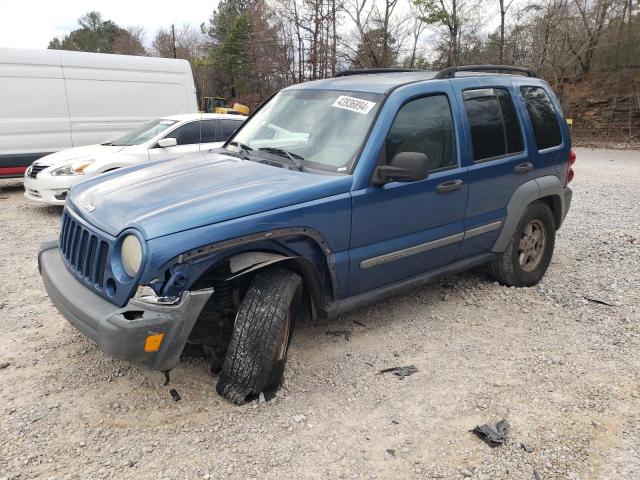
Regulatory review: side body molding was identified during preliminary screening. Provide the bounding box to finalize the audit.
[492,175,567,253]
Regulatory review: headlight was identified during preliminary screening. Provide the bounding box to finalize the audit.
[121,235,142,277]
[72,159,95,174]
[51,164,75,176]
[50,159,95,176]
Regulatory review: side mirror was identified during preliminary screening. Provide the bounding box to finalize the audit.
[157,138,177,148]
[373,152,429,186]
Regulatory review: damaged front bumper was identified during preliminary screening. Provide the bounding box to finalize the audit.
[38,238,212,371]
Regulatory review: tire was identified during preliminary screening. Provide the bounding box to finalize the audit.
[489,201,556,287]
[216,267,302,405]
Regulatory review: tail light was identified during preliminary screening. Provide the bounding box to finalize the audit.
[565,149,576,185]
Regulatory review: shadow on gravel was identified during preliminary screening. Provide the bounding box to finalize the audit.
[0,181,24,193]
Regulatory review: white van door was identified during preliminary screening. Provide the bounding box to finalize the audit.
[0,49,72,176]
[61,52,197,147]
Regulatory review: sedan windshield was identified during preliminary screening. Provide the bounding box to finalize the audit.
[226,89,384,173]
[111,119,178,146]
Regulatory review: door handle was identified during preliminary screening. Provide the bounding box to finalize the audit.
[514,162,533,174]
[436,179,464,193]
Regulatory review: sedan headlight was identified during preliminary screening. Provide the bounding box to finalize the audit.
[51,164,75,176]
[121,235,143,277]
[72,159,95,174]
[50,159,95,176]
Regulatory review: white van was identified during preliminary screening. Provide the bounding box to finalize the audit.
[0,48,198,178]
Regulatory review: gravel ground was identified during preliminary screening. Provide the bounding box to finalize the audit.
[0,147,639,480]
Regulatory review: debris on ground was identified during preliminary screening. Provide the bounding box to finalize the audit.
[169,389,181,402]
[258,392,266,403]
[521,442,534,453]
[292,414,306,423]
[385,449,396,458]
[326,329,351,341]
[352,319,366,327]
[472,419,509,447]
[0,361,10,370]
[533,469,542,480]
[163,370,171,386]
[379,365,418,378]
[584,296,615,306]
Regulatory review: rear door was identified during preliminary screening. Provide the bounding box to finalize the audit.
[517,84,567,178]
[453,81,532,258]
[349,86,468,295]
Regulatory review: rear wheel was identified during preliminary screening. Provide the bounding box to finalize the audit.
[489,201,555,287]
[216,267,302,405]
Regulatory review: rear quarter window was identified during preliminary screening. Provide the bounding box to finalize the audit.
[463,88,524,162]
[520,86,563,150]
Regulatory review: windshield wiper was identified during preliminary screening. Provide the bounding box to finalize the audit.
[258,147,304,171]
[227,141,253,160]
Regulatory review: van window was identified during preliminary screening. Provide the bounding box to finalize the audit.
[520,86,562,150]
[463,88,524,162]
[168,122,202,145]
[386,95,456,171]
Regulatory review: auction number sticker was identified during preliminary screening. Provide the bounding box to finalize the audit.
[331,95,376,115]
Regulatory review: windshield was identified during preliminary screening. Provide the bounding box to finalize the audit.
[111,119,178,146]
[226,89,384,173]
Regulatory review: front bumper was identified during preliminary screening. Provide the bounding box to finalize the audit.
[39,238,212,371]
[23,174,76,206]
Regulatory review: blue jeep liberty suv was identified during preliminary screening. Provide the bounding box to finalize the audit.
[39,65,575,404]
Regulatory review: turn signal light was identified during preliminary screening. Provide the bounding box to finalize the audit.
[144,333,165,352]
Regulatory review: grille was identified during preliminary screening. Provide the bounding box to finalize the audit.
[59,210,110,288]
[27,164,48,178]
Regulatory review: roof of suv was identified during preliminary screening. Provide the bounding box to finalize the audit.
[286,71,439,94]
[285,66,541,95]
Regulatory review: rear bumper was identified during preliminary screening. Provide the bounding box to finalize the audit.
[39,238,212,371]
[562,186,572,222]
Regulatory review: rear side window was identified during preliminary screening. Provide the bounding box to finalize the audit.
[169,122,202,145]
[520,86,562,150]
[386,94,456,171]
[220,120,243,141]
[200,120,219,143]
[463,88,524,162]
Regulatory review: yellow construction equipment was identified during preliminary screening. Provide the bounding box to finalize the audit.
[202,97,250,116]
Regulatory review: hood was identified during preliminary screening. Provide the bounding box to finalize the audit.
[68,151,353,239]
[35,144,126,167]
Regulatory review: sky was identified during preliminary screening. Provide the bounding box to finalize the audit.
[0,0,217,49]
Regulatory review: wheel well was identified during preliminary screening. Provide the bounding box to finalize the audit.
[538,195,562,229]
[189,250,332,318]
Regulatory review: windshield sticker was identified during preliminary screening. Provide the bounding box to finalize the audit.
[331,96,376,115]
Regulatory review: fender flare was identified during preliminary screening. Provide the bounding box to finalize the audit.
[491,175,567,253]
[224,251,330,317]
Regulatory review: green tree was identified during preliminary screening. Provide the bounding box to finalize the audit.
[48,11,146,55]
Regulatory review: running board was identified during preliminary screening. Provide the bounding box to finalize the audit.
[322,252,497,319]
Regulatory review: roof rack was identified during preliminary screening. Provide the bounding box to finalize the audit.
[334,68,422,77]
[434,65,537,79]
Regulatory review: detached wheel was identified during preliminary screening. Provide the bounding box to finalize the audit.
[490,201,555,287]
[216,268,302,405]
